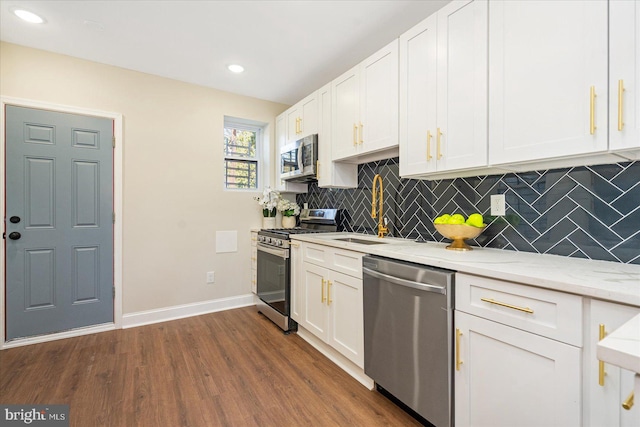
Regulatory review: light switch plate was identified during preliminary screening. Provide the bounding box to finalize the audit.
[491,194,506,216]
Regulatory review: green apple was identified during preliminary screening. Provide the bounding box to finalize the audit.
[466,213,484,228]
[434,214,451,224]
[448,214,465,224]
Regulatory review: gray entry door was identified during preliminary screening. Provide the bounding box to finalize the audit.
[5,105,114,340]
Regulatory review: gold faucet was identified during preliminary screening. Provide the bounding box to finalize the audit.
[371,174,388,238]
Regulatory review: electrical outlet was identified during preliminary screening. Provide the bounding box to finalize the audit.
[206,271,215,284]
[491,194,506,216]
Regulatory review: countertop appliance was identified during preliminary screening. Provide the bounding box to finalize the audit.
[256,208,339,332]
[280,134,318,182]
[363,255,455,427]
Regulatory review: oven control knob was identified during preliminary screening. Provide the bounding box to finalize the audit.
[276,240,282,247]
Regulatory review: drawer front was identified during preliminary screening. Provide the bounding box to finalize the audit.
[303,242,330,267]
[302,242,363,278]
[456,273,582,346]
[331,249,363,279]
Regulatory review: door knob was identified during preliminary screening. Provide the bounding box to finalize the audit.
[8,232,21,240]
[9,216,21,224]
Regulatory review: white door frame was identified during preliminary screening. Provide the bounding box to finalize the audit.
[0,96,123,349]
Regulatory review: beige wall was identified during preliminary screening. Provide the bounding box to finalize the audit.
[0,42,289,314]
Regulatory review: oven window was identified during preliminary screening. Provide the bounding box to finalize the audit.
[257,248,290,316]
[281,148,298,175]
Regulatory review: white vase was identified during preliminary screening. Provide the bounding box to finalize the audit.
[282,216,296,229]
[262,217,276,229]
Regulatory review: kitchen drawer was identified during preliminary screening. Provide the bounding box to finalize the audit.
[302,242,363,279]
[456,273,582,346]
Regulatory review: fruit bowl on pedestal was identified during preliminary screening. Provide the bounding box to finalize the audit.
[433,223,486,251]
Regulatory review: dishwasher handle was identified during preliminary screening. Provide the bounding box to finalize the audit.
[363,266,447,295]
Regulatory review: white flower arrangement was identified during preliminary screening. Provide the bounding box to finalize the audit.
[277,198,301,217]
[254,187,280,217]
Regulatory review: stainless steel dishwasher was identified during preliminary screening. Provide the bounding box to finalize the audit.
[363,255,454,427]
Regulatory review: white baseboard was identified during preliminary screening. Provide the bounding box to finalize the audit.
[122,294,257,329]
[297,326,375,390]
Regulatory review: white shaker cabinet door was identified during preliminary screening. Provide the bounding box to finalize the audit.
[587,300,640,427]
[359,39,399,155]
[332,65,360,161]
[455,311,581,427]
[327,270,364,368]
[436,0,487,172]
[610,0,640,158]
[399,11,438,176]
[300,262,330,342]
[489,0,608,165]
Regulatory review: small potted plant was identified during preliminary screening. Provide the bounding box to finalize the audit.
[254,187,280,229]
[278,198,301,229]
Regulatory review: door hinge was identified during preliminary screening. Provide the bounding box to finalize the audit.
[112,136,116,148]
[113,287,116,298]
[112,212,116,223]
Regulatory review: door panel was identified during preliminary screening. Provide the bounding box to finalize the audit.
[5,105,114,340]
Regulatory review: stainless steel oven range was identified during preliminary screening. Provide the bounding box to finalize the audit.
[256,208,339,332]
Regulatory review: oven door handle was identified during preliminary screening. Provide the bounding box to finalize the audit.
[257,243,289,259]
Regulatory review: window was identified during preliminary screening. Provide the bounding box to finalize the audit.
[223,118,262,190]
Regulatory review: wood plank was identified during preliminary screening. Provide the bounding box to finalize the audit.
[0,306,423,426]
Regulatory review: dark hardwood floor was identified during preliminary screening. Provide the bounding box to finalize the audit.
[0,306,422,426]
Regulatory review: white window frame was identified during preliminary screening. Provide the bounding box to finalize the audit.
[223,116,269,191]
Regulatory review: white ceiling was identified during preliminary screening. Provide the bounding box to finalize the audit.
[0,0,450,105]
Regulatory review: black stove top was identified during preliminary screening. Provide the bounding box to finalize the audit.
[261,227,329,235]
[258,209,340,241]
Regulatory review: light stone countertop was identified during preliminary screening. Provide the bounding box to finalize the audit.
[291,232,640,307]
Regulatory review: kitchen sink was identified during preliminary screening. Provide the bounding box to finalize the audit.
[334,237,389,245]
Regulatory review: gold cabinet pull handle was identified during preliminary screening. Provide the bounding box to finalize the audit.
[426,130,432,161]
[290,241,300,248]
[359,122,364,145]
[321,279,326,303]
[598,324,606,386]
[623,391,634,410]
[299,117,303,134]
[437,128,443,159]
[353,124,358,146]
[327,280,332,305]
[456,328,463,371]
[618,79,625,131]
[590,86,597,135]
[481,298,534,314]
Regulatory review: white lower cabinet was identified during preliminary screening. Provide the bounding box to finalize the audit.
[455,273,582,426]
[455,311,581,427]
[292,242,364,368]
[586,299,640,427]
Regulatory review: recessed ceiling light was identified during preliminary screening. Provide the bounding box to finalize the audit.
[12,8,45,24]
[228,64,245,74]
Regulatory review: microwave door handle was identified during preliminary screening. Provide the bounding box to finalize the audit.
[297,142,304,171]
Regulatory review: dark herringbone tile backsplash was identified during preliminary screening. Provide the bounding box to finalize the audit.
[297,158,640,264]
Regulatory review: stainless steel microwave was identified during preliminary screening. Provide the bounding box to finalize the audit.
[280,134,318,182]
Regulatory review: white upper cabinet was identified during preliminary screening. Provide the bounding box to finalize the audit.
[286,91,318,143]
[400,0,488,178]
[610,0,640,159]
[317,83,358,188]
[332,40,399,163]
[274,112,307,193]
[489,0,609,165]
